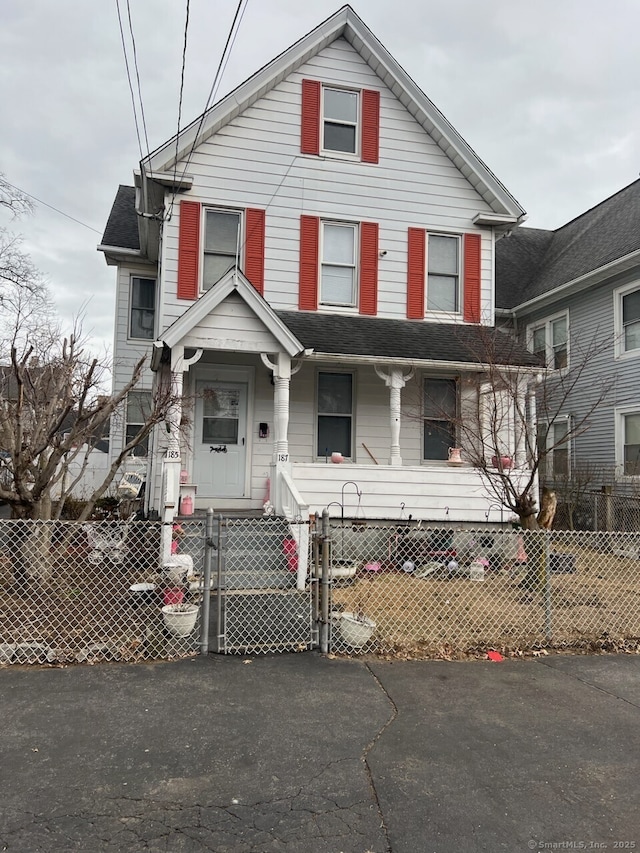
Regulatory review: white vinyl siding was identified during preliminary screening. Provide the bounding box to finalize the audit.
[157,38,495,333]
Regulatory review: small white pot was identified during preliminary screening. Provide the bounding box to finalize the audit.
[161,603,199,638]
[339,612,376,647]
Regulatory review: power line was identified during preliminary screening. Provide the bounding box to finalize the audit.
[168,0,192,219]
[125,0,151,162]
[115,0,144,161]
[1,180,102,235]
[166,0,249,220]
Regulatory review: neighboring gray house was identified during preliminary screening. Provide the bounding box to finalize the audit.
[496,179,640,491]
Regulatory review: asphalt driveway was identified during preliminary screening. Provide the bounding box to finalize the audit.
[1,653,639,852]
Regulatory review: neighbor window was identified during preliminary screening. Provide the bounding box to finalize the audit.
[317,372,353,458]
[322,87,359,154]
[203,209,241,290]
[125,391,152,456]
[427,234,460,313]
[614,283,640,357]
[320,222,357,307]
[537,420,570,480]
[528,313,568,369]
[129,277,156,340]
[622,411,640,476]
[423,378,457,460]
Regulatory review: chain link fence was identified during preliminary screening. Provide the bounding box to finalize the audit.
[554,491,640,532]
[0,519,205,665]
[320,520,640,657]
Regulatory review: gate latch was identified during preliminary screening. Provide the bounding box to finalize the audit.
[210,445,228,453]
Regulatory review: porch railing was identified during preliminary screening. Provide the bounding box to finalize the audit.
[274,464,309,590]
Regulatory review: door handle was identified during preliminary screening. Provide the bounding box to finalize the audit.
[210,445,227,453]
[242,437,245,446]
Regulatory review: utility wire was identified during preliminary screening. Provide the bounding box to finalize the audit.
[166,0,249,220]
[125,0,151,161]
[1,180,102,235]
[115,0,144,161]
[168,0,192,220]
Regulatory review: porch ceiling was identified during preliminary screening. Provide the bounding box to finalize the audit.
[277,312,541,368]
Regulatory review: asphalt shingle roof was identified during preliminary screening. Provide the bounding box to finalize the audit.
[101,185,139,251]
[496,179,640,309]
[277,311,540,367]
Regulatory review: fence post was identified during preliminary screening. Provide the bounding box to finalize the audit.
[199,508,215,655]
[544,529,552,642]
[320,509,330,654]
[216,515,225,653]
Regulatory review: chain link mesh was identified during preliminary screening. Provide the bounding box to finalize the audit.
[322,522,640,657]
[219,518,314,654]
[0,519,205,665]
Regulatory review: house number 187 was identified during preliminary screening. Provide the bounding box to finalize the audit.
[277,453,289,463]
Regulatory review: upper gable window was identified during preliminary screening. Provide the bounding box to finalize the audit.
[322,87,359,155]
[614,282,640,358]
[320,222,358,307]
[427,235,460,313]
[203,209,241,290]
[129,276,156,340]
[528,313,568,369]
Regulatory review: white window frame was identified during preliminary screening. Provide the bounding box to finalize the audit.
[613,280,640,360]
[319,220,359,309]
[128,275,157,341]
[615,405,640,479]
[321,85,360,159]
[125,390,152,457]
[426,233,462,315]
[527,311,569,370]
[315,370,355,461]
[202,207,243,292]
[537,417,571,481]
[421,375,459,463]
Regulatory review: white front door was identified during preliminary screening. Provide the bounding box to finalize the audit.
[195,379,248,498]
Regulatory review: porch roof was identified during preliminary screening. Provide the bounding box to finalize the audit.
[277,311,541,368]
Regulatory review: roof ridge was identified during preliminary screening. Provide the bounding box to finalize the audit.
[551,177,640,235]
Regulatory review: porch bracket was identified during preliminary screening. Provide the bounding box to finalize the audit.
[375,364,414,466]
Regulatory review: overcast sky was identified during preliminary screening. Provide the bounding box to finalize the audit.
[1,0,639,355]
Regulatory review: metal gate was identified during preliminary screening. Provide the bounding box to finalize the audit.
[207,514,317,654]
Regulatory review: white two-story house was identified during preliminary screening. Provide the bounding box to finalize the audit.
[99,5,539,535]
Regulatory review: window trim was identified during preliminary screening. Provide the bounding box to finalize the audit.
[615,405,640,479]
[527,310,570,370]
[319,219,359,310]
[201,206,243,293]
[315,369,355,461]
[320,84,361,160]
[125,390,152,457]
[421,375,459,463]
[426,232,462,316]
[537,417,571,481]
[128,275,157,342]
[613,280,640,360]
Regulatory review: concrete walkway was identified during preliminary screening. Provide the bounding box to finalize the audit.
[1,653,640,851]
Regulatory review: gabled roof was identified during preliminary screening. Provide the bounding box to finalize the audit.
[277,312,540,368]
[143,5,524,221]
[159,268,305,358]
[100,185,139,251]
[497,179,640,310]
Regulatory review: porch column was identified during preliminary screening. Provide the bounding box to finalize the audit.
[261,352,293,463]
[374,365,415,466]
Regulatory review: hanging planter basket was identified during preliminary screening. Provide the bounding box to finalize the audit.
[161,603,198,638]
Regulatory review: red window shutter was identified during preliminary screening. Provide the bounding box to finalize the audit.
[407,227,425,319]
[359,222,379,315]
[463,233,482,323]
[299,215,319,310]
[244,208,265,295]
[177,200,200,300]
[301,79,321,155]
[361,89,380,164]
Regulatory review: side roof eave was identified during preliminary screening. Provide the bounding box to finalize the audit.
[144,6,525,220]
[159,268,306,358]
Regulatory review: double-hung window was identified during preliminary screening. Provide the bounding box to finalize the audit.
[617,409,640,476]
[614,283,640,357]
[125,391,152,456]
[317,372,353,458]
[320,222,357,307]
[537,420,570,480]
[423,378,457,460]
[322,87,359,155]
[129,277,156,340]
[427,234,460,313]
[203,209,241,290]
[528,313,568,369]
